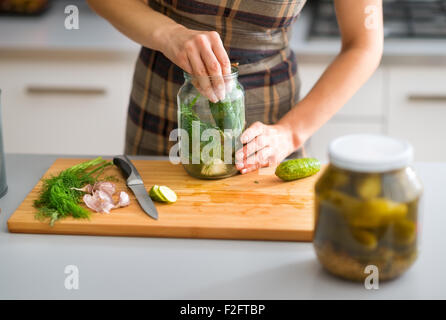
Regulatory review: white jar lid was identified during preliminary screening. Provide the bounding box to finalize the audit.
[328,134,414,173]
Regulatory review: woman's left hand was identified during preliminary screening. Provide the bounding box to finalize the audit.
[235,121,299,174]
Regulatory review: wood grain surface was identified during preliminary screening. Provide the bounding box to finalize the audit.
[7,158,323,241]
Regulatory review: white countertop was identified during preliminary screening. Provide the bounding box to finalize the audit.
[0,154,445,299]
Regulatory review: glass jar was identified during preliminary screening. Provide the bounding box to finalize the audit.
[0,90,7,198]
[314,134,422,281]
[177,68,245,179]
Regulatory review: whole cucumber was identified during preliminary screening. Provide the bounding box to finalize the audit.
[275,158,321,181]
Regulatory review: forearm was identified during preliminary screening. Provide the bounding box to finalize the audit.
[278,45,383,150]
[87,0,231,101]
[86,0,183,52]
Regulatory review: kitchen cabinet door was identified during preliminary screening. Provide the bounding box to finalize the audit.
[298,63,385,118]
[388,67,446,161]
[308,120,384,161]
[0,52,137,155]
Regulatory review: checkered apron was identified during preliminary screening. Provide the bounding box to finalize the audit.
[125,0,307,155]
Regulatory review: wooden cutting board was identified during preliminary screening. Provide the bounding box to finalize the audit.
[7,158,322,241]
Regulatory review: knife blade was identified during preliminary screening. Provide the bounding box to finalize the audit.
[113,155,158,220]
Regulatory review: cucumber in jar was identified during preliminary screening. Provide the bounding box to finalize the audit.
[179,92,245,179]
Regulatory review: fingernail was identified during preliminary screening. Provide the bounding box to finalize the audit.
[216,85,225,101]
[210,92,218,103]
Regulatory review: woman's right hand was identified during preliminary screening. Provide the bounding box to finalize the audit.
[160,25,232,102]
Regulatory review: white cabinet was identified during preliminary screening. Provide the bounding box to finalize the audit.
[308,121,384,161]
[299,64,385,118]
[299,63,386,161]
[388,67,446,161]
[0,51,138,155]
[302,63,446,162]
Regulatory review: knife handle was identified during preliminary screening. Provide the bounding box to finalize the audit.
[113,155,143,186]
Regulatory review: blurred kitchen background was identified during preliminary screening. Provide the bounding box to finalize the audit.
[0,0,445,161]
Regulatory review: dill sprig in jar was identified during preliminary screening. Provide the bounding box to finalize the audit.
[177,67,245,179]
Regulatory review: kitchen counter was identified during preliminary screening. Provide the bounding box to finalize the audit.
[0,154,445,299]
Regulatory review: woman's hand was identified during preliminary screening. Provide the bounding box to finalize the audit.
[161,25,231,102]
[86,0,230,102]
[235,122,300,174]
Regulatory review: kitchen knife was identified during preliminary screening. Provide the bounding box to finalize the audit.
[113,155,158,220]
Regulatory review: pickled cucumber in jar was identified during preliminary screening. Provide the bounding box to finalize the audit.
[394,219,417,246]
[349,198,408,228]
[355,174,381,199]
[314,134,422,282]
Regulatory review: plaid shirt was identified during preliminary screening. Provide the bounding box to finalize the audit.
[126,0,307,155]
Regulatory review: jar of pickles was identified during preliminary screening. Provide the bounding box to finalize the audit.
[314,134,422,281]
[177,67,245,179]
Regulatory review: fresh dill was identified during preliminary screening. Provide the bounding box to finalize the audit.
[33,157,113,226]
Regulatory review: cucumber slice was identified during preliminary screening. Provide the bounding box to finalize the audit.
[149,185,177,203]
[149,185,167,202]
[154,185,169,202]
[158,186,177,203]
[149,185,159,201]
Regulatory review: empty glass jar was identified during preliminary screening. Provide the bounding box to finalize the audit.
[177,68,245,179]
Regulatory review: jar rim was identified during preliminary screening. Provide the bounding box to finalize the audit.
[328,134,414,173]
[184,66,239,80]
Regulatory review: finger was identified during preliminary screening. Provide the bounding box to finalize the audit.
[182,55,194,75]
[199,41,225,101]
[240,147,272,174]
[235,143,253,169]
[235,144,248,169]
[244,144,272,166]
[257,147,273,166]
[240,122,264,144]
[187,46,218,103]
[240,160,260,174]
[235,134,268,162]
[208,32,233,94]
[210,32,231,75]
